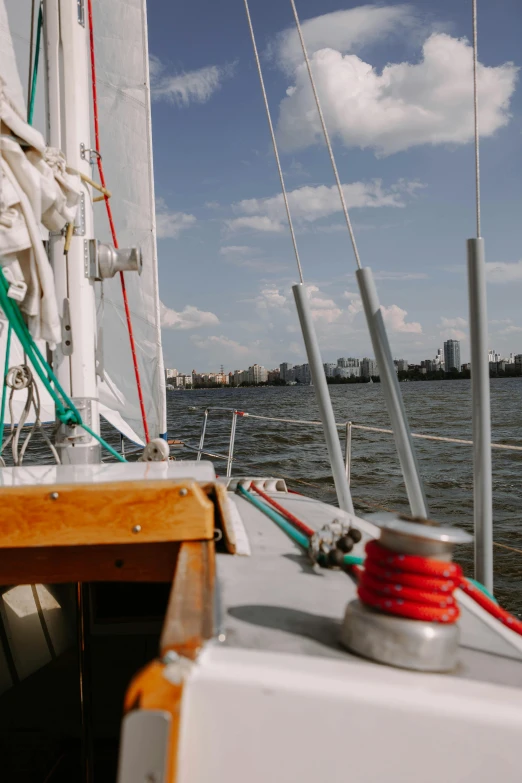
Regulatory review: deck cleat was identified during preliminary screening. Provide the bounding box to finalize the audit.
[341,512,472,672]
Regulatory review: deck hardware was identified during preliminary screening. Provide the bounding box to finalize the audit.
[49,491,59,500]
[341,513,472,672]
[213,529,223,542]
[162,650,179,665]
[218,633,226,643]
[132,525,141,534]
[179,488,188,497]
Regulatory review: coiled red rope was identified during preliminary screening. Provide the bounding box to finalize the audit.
[356,540,461,623]
[86,0,150,443]
[355,540,522,635]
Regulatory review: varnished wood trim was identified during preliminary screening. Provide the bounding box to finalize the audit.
[160,540,215,660]
[0,542,181,584]
[0,480,214,548]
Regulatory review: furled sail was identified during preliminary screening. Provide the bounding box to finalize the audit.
[91,0,167,442]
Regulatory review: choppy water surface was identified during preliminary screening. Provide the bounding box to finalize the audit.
[167,379,522,614]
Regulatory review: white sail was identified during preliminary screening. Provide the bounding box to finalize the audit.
[92,0,167,442]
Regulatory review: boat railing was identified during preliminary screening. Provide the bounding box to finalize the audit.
[185,406,522,481]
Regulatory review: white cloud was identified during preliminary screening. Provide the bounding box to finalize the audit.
[150,57,236,106]
[256,286,288,310]
[277,33,517,156]
[381,304,422,334]
[499,325,522,335]
[160,302,219,330]
[439,316,467,341]
[270,5,418,73]
[227,179,420,233]
[343,289,364,320]
[306,284,342,323]
[485,260,522,283]
[190,334,250,355]
[219,245,257,256]
[225,216,284,233]
[156,198,196,239]
[373,270,428,280]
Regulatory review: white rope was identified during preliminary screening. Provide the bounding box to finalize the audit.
[241,412,522,451]
[472,0,481,238]
[243,0,304,283]
[288,0,362,270]
[0,364,60,466]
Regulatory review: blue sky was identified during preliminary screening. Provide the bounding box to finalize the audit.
[147,0,522,372]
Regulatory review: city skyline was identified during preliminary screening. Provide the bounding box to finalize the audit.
[166,340,522,384]
[148,1,522,372]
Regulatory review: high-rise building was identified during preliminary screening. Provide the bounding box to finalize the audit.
[337,357,360,369]
[323,362,337,377]
[334,366,360,379]
[279,362,294,382]
[361,358,378,378]
[249,364,268,384]
[444,340,461,371]
[294,364,311,384]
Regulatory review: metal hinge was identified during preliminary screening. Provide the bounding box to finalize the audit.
[62,298,73,356]
[77,0,85,27]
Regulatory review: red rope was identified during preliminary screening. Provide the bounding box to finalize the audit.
[86,0,150,443]
[251,484,314,538]
[356,540,522,635]
[357,540,461,623]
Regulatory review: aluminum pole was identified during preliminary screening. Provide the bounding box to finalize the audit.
[292,284,354,514]
[467,237,493,591]
[356,268,428,518]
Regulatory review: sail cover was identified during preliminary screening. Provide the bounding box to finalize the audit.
[92,0,167,441]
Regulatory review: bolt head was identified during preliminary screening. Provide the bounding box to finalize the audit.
[179,488,188,497]
[162,650,179,665]
[49,492,59,500]
[132,524,142,534]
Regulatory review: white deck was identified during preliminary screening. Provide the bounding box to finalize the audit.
[217,484,522,688]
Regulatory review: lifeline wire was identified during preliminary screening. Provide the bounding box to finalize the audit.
[472,0,481,238]
[243,0,303,283]
[288,0,362,271]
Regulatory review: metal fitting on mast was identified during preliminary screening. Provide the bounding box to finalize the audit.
[87,240,142,280]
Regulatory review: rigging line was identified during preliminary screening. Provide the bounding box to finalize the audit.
[27,0,36,112]
[243,0,303,283]
[472,0,481,238]
[27,3,43,127]
[86,0,150,443]
[288,0,362,271]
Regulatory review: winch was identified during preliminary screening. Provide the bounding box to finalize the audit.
[341,513,472,672]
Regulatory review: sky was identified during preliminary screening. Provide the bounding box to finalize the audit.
[146,0,522,373]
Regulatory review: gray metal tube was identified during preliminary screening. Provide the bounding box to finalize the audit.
[345,422,352,485]
[356,268,428,518]
[292,284,354,513]
[226,412,238,478]
[467,237,493,591]
[197,409,209,461]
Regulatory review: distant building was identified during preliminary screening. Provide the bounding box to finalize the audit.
[279,362,294,382]
[294,363,311,384]
[165,368,178,380]
[361,358,378,378]
[334,366,360,379]
[395,359,408,373]
[444,340,461,371]
[249,364,268,384]
[267,368,280,383]
[337,357,360,369]
[515,355,522,369]
[323,362,337,377]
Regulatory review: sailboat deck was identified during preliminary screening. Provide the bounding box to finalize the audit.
[217,486,522,689]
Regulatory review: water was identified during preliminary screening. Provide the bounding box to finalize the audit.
[167,379,522,615]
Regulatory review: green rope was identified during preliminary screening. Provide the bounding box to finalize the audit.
[27,4,43,126]
[0,323,12,447]
[0,269,126,462]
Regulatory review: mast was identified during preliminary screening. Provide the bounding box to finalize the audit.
[44,0,101,463]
